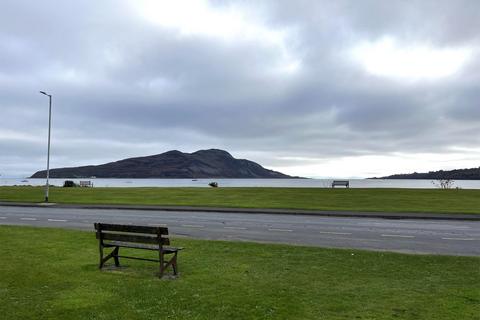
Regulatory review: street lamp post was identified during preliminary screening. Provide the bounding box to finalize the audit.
[40,91,52,202]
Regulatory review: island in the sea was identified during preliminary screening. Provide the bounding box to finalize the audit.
[372,167,480,180]
[31,149,295,179]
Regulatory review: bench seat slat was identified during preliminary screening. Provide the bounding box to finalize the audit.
[95,223,168,235]
[104,241,180,252]
[97,232,168,245]
[116,255,161,263]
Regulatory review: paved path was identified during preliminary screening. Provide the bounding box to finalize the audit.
[1,205,479,256]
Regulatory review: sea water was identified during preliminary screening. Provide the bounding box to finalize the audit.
[1,178,480,189]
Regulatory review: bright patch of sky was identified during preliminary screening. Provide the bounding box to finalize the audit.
[273,150,480,179]
[352,36,473,80]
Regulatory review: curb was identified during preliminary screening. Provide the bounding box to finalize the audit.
[1,202,479,221]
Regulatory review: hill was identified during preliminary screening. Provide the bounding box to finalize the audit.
[373,167,480,180]
[30,149,294,179]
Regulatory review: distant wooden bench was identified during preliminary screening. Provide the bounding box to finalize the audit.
[79,180,93,187]
[94,223,183,278]
[331,180,349,188]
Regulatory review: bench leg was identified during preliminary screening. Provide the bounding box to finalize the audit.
[159,249,164,278]
[172,253,178,275]
[161,252,179,276]
[113,247,120,267]
[98,243,104,269]
[99,247,120,268]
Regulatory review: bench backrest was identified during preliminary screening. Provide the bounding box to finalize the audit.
[332,180,349,185]
[94,223,170,246]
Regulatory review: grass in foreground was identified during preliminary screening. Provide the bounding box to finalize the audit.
[1,186,480,214]
[0,225,479,319]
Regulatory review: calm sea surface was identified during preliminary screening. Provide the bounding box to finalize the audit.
[1,178,480,189]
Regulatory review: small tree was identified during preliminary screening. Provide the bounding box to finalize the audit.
[431,179,455,189]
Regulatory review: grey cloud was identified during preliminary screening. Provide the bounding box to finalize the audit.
[1,0,479,177]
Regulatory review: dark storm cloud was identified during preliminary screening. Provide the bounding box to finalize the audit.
[0,0,479,177]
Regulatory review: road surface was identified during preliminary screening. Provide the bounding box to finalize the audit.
[0,205,479,256]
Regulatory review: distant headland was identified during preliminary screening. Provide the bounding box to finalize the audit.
[372,167,480,180]
[30,149,296,179]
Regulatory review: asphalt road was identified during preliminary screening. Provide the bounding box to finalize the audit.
[1,205,479,256]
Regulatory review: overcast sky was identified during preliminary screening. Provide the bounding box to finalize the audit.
[1,0,479,178]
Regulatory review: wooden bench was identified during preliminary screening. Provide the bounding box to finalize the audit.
[331,180,349,188]
[94,223,183,278]
[79,180,93,187]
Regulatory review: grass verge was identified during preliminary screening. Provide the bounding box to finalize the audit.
[1,186,480,214]
[0,225,479,319]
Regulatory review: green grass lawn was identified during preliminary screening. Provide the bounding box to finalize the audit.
[0,226,479,319]
[1,186,480,214]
